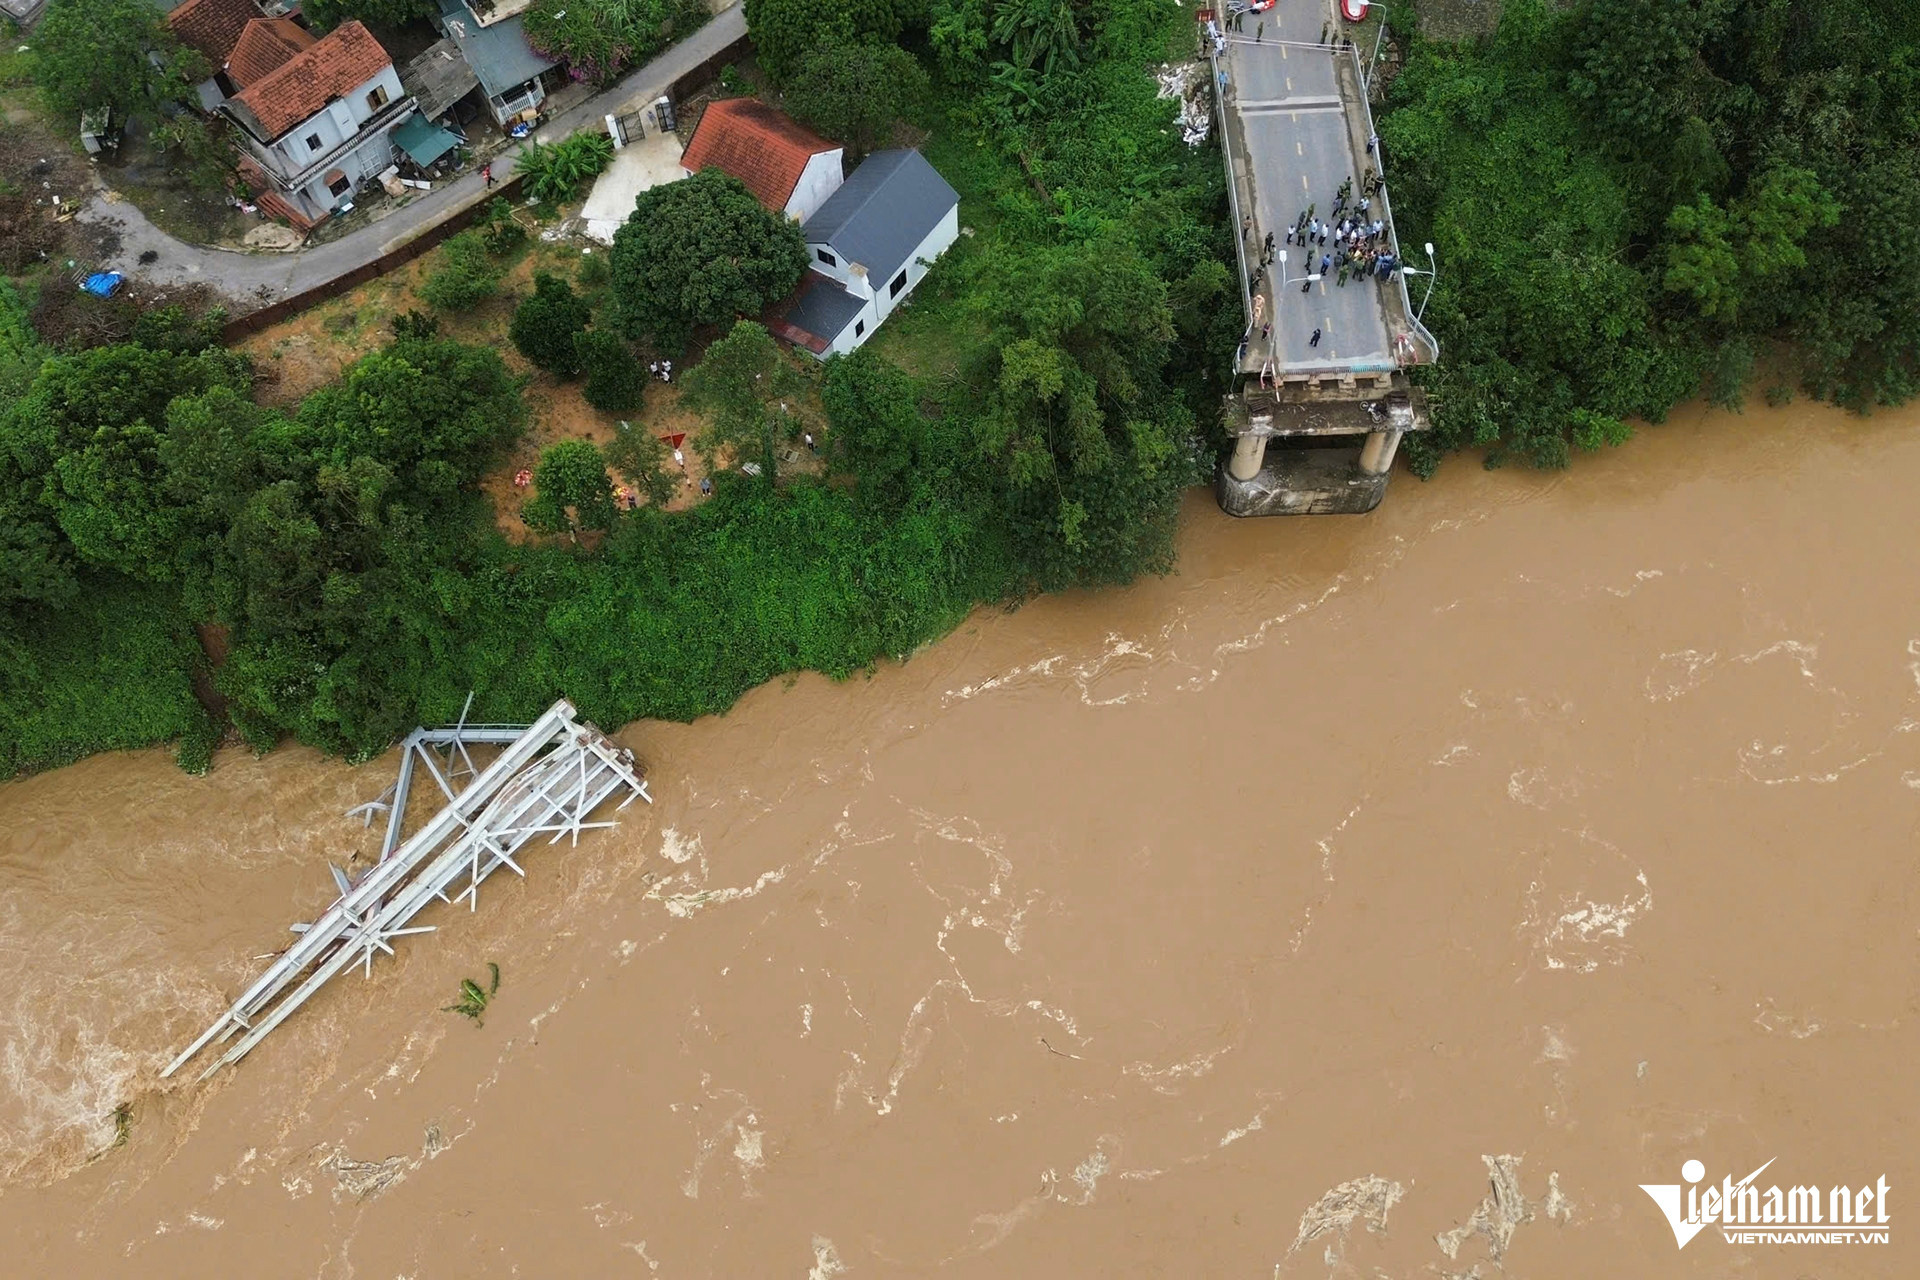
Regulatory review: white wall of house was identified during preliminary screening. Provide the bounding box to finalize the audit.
[783,149,844,223]
[805,246,873,302]
[872,204,959,323]
[295,128,400,209]
[487,77,545,126]
[815,297,879,360]
[266,66,404,178]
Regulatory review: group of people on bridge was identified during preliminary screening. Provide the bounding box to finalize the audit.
[1281,171,1401,289]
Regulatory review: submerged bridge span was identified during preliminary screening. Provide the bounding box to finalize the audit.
[1203,5,1439,515]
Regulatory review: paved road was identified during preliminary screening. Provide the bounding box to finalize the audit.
[76,4,746,310]
[1217,1,1393,375]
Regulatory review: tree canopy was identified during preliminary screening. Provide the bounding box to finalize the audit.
[783,42,928,158]
[744,0,902,82]
[511,272,592,378]
[34,0,203,126]
[608,169,809,348]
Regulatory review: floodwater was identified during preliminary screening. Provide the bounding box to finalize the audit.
[2,399,1916,1277]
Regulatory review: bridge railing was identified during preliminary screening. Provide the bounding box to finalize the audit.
[1343,43,1440,368]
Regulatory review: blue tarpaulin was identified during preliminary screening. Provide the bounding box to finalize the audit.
[81,272,124,297]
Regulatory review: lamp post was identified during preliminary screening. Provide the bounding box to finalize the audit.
[1278,250,1324,293]
[1363,3,1395,88]
[1400,241,1438,324]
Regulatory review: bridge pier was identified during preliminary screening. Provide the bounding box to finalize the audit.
[1358,427,1403,477]
[1228,432,1267,481]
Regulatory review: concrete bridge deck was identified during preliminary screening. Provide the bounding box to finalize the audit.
[1209,8,1437,380]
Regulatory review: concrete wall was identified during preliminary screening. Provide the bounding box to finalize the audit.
[784,149,845,223]
[1216,443,1391,517]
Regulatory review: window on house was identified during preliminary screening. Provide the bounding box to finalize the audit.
[889,269,907,298]
[328,174,352,197]
[817,249,836,267]
[366,85,389,110]
[854,320,865,337]
[306,133,323,152]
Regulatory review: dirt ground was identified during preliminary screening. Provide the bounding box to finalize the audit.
[237,223,830,542]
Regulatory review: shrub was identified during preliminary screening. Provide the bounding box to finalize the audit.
[419,231,502,311]
[480,198,526,255]
[576,329,645,410]
[523,439,615,534]
[514,132,615,204]
[509,272,591,377]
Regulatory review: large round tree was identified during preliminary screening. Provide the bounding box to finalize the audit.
[609,169,809,349]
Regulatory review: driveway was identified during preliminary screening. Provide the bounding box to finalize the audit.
[76,3,746,311]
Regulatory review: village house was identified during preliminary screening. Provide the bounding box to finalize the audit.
[768,149,960,360]
[219,21,414,228]
[680,98,844,224]
[167,0,415,228]
[434,0,560,128]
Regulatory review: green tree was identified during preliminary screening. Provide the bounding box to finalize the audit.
[990,0,1082,75]
[744,0,901,82]
[823,346,923,511]
[524,439,616,535]
[420,231,504,311]
[680,321,800,484]
[1662,194,1741,319]
[152,115,237,196]
[784,43,929,158]
[969,240,1188,586]
[1568,0,1730,143]
[609,170,809,347]
[602,418,677,506]
[510,272,592,377]
[576,330,647,411]
[3,344,249,581]
[34,0,203,127]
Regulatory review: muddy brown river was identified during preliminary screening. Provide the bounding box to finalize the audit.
[2,400,1915,1277]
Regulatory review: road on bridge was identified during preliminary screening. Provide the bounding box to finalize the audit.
[1216,4,1393,376]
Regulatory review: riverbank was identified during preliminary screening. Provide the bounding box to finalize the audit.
[3,395,1917,1274]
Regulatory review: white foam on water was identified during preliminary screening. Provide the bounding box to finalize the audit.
[808,1236,848,1278]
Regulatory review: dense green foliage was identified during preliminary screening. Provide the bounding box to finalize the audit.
[609,169,811,349]
[510,273,592,377]
[576,330,647,411]
[4,0,1230,773]
[34,0,202,126]
[745,0,902,82]
[523,440,616,534]
[1385,0,1920,470]
[782,42,929,156]
[525,0,710,84]
[514,133,616,204]
[300,0,438,32]
[419,231,505,311]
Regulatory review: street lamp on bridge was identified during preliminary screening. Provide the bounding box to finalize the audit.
[1276,249,1323,294]
[1398,241,1438,324]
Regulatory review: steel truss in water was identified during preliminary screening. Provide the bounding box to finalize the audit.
[163,698,650,1082]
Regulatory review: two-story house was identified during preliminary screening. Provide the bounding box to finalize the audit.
[213,20,415,229]
[768,150,960,360]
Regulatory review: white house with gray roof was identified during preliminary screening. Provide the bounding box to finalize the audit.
[769,149,960,360]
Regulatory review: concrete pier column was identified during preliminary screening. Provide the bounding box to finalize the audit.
[1228,432,1267,481]
[1358,428,1403,477]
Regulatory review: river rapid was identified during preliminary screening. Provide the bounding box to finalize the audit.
[2,400,1916,1277]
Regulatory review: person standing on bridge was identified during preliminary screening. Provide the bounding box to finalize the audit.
[1320,21,1329,43]
[1308,328,1322,348]
[1320,252,1331,276]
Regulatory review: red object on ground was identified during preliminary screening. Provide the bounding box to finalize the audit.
[513,469,532,488]
[659,432,686,448]
[1341,0,1369,20]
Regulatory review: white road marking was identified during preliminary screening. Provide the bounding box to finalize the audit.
[1302,174,1309,191]
[1297,141,1304,155]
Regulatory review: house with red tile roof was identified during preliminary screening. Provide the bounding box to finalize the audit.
[166,0,269,111]
[680,98,844,224]
[215,20,417,230]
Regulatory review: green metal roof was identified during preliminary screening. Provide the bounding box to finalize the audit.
[393,112,462,167]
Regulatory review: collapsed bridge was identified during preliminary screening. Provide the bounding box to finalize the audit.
[164,698,649,1081]
[1204,4,1440,515]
